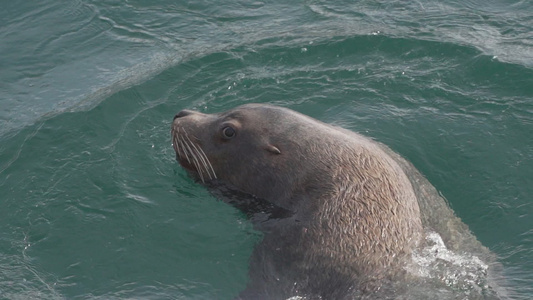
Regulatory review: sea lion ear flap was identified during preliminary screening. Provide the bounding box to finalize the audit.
[265,144,281,155]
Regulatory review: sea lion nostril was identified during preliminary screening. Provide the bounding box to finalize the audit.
[174,110,193,120]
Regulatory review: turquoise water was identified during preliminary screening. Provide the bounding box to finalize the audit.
[1,0,532,299]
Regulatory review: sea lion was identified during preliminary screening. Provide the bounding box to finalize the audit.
[171,103,424,299]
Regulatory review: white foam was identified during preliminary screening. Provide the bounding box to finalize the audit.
[407,231,489,292]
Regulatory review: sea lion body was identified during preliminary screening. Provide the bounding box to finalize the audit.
[171,104,423,299]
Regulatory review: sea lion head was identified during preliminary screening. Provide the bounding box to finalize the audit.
[171,104,321,209]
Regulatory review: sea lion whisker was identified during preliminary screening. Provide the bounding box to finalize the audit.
[191,145,213,180]
[183,132,216,180]
[177,133,192,164]
[171,128,176,148]
[181,132,206,183]
[172,134,181,159]
[176,127,192,163]
[173,124,216,181]
[172,127,184,161]
[182,133,207,173]
[185,143,205,183]
[197,145,217,179]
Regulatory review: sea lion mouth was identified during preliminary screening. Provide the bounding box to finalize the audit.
[171,125,217,183]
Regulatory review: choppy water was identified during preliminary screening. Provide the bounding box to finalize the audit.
[1,0,532,299]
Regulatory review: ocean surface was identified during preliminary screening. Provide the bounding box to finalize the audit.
[1,0,532,299]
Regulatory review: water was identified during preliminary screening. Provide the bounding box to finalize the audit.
[1,0,532,298]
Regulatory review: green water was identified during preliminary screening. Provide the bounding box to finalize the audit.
[1,0,532,299]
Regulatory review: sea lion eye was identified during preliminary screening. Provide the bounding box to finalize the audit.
[222,126,236,139]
